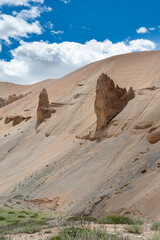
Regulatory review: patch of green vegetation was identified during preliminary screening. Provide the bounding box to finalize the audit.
[151,221,160,231]
[125,224,143,234]
[0,206,56,231]
[17,215,26,218]
[0,220,49,235]
[98,215,134,225]
[47,226,126,240]
[119,184,129,190]
[98,214,144,225]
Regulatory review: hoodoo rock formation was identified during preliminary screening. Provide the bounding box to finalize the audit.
[94,73,135,131]
[36,88,51,129]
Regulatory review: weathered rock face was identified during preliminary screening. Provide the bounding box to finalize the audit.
[36,88,51,128]
[12,116,25,126]
[94,73,135,131]
[4,115,31,126]
[0,97,6,108]
[0,92,31,109]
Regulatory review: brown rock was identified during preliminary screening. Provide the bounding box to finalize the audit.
[4,115,29,126]
[147,129,160,144]
[25,116,32,122]
[157,162,160,168]
[94,73,135,131]
[0,97,6,108]
[36,88,51,128]
[141,168,147,174]
[5,116,14,124]
[128,87,135,100]
[0,92,31,109]
[12,115,25,126]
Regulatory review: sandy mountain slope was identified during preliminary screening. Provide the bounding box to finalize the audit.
[1,51,160,220]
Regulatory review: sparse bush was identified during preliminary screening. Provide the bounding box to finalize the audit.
[125,224,143,234]
[99,215,134,225]
[151,221,160,231]
[49,226,127,240]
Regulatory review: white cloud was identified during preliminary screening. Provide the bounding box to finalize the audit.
[61,0,70,3]
[0,14,42,43]
[0,0,43,6]
[149,27,155,31]
[51,30,64,35]
[13,6,52,20]
[44,21,53,29]
[136,27,148,34]
[0,38,155,84]
[13,7,41,20]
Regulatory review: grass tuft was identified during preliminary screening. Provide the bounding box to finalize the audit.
[48,226,127,240]
[125,224,143,234]
[151,221,160,231]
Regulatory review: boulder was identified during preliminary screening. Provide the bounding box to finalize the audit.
[12,115,25,126]
[94,73,135,131]
[5,116,14,124]
[147,129,160,144]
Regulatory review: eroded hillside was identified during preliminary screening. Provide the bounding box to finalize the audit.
[1,51,160,220]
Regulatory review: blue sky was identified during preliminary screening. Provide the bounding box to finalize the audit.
[0,0,159,84]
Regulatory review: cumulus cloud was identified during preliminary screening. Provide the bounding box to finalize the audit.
[0,14,42,43]
[136,27,148,34]
[13,6,52,20]
[0,0,43,6]
[0,38,155,84]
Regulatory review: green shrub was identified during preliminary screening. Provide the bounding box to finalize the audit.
[99,215,134,225]
[18,215,26,218]
[125,224,143,234]
[151,221,160,231]
[0,216,5,221]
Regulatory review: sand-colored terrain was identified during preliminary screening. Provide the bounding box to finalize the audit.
[1,51,160,220]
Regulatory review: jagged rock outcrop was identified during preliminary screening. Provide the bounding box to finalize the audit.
[36,88,51,128]
[0,97,6,108]
[94,73,135,131]
[0,92,31,109]
[5,115,31,126]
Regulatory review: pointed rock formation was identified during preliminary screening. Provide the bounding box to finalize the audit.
[36,88,51,129]
[4,115,31,126]
[94,73,135,131]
